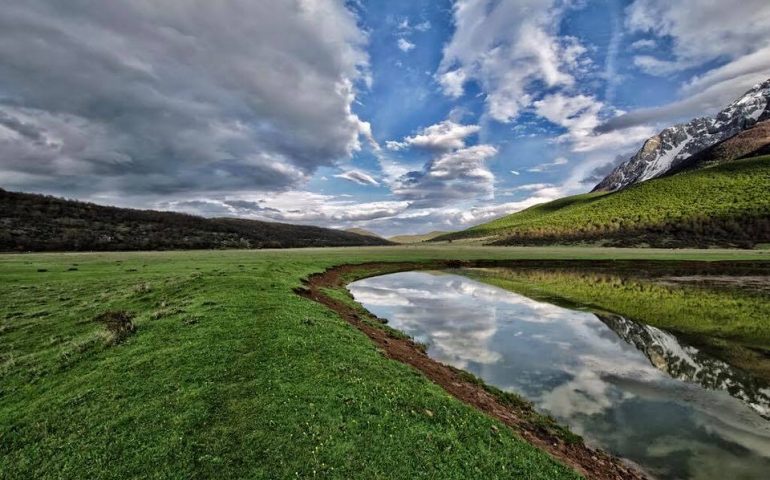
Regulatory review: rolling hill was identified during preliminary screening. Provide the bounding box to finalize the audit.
[344,228,383,239]
[0,189,392,251]
[434,155,770,248]
[389,231,449,244]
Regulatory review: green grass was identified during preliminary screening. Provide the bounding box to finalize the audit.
[1,246,768,479]
[439,156,770,246]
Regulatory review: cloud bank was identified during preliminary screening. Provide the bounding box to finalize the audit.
[0,1,372,196]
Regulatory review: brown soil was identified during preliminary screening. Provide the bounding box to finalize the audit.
[296,260,657,480]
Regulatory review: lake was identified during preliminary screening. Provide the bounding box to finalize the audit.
[349,269,770,480]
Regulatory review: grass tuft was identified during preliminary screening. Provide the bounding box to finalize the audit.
[93,311,136,344]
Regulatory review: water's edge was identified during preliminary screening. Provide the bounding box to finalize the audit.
[296,260,702,480]
[344,264,770,480]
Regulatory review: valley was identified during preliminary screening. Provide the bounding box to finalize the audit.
[2,247,768,479]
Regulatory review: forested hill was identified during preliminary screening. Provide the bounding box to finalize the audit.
[0,189,392,251]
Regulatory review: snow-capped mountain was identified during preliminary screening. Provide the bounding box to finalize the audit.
[594,78,770,192]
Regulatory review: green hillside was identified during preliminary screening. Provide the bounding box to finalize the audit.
[436,156,770,248]
[345,227,383,238]
[389,231,448,244]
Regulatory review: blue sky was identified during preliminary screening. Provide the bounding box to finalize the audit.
[2,1,770,235]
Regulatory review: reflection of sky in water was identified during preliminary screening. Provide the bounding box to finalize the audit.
[349,271,770,480]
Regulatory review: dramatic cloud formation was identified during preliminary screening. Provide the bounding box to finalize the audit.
[626,0,770,72]
[0,1,372,196]
[386,120,497,206]
[2,1,769,236]
[437,0,590,122]
[599,0,770,131]
[393,145,497,206]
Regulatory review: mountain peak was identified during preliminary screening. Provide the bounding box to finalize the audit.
[594,78,770,192]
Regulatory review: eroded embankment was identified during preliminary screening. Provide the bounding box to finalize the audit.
[296,259,657,480]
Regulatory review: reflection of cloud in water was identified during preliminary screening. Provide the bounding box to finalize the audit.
[539,369,618,420]
[350,272,504,368]
[350,270,770,480]
[348,285,415,307]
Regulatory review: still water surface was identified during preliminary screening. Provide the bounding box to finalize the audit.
[349,270,770,480]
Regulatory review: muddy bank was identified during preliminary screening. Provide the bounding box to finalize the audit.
[296,260,656,480]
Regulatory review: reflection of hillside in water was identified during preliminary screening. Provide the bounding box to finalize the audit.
[598,313,770,419]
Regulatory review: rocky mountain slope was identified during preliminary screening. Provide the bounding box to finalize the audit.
[0,189,392,251]
[666,119,770,175]
[594,79,770,192]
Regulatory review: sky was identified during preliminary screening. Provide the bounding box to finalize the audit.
[1,0,770,236]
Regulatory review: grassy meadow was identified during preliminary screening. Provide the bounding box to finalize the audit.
[2,246,768,479]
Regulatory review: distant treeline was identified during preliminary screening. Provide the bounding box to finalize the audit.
[0,189,391,252]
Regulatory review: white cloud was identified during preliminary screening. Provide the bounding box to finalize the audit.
[437,0,589,122]
[414,21,432,32]
[680,45,770,97]
[535,94,602,135]
[437,69,468,99]
[630,39,656,50]
[632,55,684,76]
[334,169,380,186]
[527,157,568,173]
[593,0,770,136]
[598,48,770,132]
[436,185,565,225]
[397,38,416,52]
[534,93,656,153]
[626,0,770,75]
[386,120,480,151]
[384,118,499,206]
[397,18,431,33]
[165,191,409,226]
[393,145,498,205]
[595,2,770,132]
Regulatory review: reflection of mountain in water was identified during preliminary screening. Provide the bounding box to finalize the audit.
[598,314,770,419]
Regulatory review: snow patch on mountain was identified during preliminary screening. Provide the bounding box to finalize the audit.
[594,78,770,192]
